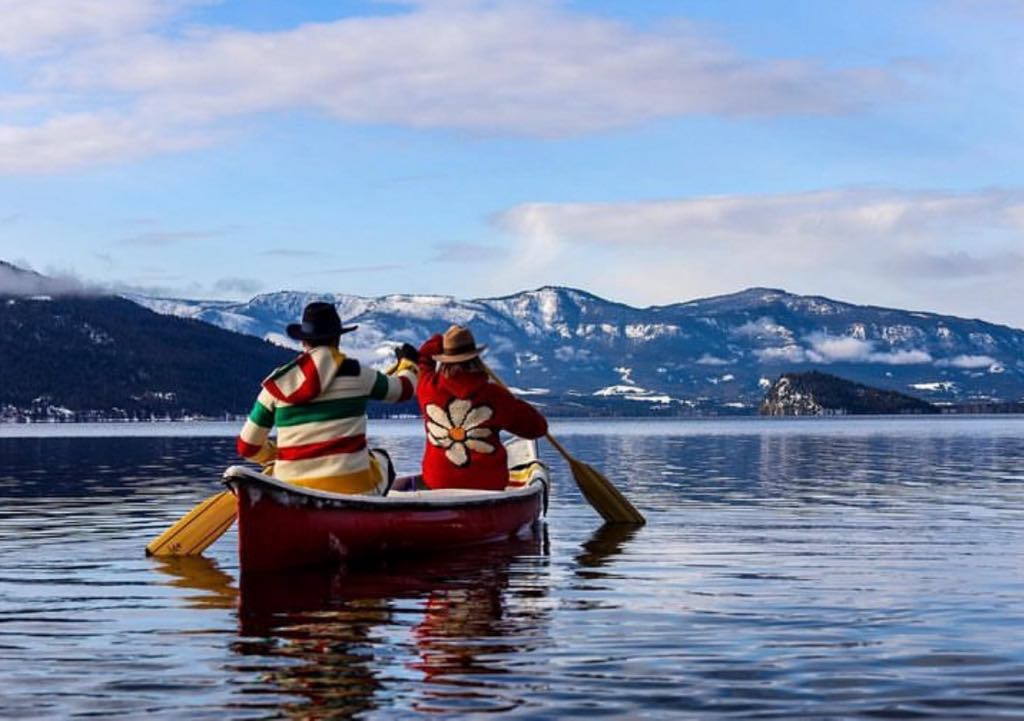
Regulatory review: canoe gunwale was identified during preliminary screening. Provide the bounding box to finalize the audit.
[222,463,548,514]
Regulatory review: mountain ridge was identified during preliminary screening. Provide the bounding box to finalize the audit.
[0,293,294,421]
[136,282,1024,331]
[126,282,1024,412]
[4,260,1021,415]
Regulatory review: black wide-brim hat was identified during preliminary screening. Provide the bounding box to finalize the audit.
[286,301,358,341]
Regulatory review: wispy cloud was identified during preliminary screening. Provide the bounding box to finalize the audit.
[935,354,998,369]
[213,276,263,294]
[497,188,1024,250]
[805,333,933,365]
[314,264,405,275]
[493,187,1024,327]
[0,0,905,173]
[118,227,236,246]
[0,112,212,174]
[753,333,933,366]
[0,0,192,58]
[258,249,331,258]
[0,261,100,296]
[60,3,895,133]
[431,242,509,263]
[891,250,1024,279]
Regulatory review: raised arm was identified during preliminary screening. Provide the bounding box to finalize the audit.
[417,334,443,386]
[492,385,548,439]
[367,344,420,404]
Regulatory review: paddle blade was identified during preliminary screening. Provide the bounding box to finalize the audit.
[145,490,237,557]
[568,457,646,525]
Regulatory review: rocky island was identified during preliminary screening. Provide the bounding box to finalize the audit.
[760,371,938,416]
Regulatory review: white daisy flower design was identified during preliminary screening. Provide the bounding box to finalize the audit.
[425,398,495,467]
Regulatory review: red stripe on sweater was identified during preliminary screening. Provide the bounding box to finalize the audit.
[265,352,321,403]
[277,434,367,461]
[237,438,263,458]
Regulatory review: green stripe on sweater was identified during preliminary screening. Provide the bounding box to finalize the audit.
[369,372,390,400]
[275,397,367,426]
[248,400,274,428]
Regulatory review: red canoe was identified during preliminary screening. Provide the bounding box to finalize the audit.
[223,439,549,574]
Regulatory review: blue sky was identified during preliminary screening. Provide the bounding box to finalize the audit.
[1,0,1022,326]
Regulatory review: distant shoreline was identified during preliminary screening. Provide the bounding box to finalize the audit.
[3,414,1024,440]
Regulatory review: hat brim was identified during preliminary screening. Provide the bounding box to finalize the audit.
[285,323,358,341]
[433,345,486,363]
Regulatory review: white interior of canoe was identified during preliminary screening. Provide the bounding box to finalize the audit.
[223,464,546,506]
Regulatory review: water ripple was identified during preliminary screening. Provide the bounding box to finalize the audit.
[2,419,1024,718]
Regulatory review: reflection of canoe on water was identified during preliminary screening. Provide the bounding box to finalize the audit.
[237,532,547,629]
[224,438,549,574]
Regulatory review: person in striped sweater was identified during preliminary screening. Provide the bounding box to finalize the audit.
[236,302,419,495]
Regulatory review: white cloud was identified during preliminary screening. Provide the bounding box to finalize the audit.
[0,261,99,295]
[935,354,998,369]
[755,345,809,364]
[55,3,890,133]
[0,0,903,172]
[891,250,1024,278]
[873,349,935,365]
[695,354,731,366]
[213,276,264,295]
[494,188,1024,328]
[732,317,794,341]
[807,334,875,362]
[753,334,933,366]
[0,113,211,173]
[118,228,227,246]
[0,0,194,57]
[806,334,933,365]
[497,189,1024,250]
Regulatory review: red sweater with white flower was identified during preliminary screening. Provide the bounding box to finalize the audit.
[417,334,548,491]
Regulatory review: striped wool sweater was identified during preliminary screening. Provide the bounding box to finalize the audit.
[237,345,417,493]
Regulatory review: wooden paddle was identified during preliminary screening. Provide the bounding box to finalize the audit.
[483,363,645,525]
[145,489,237,557]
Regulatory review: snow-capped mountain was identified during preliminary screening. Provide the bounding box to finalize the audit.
[127,286,1024,412]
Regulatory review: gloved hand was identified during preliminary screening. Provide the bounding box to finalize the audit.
[395,342,420,363]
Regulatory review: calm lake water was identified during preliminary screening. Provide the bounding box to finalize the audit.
[2,417,1024,719]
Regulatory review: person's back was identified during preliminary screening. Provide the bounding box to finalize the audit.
[416,325,547,491]
[237,302,418,494]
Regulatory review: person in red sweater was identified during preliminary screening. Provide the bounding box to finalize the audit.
[417,325,548,491]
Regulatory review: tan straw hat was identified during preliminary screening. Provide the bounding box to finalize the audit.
[434,324,487,363]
